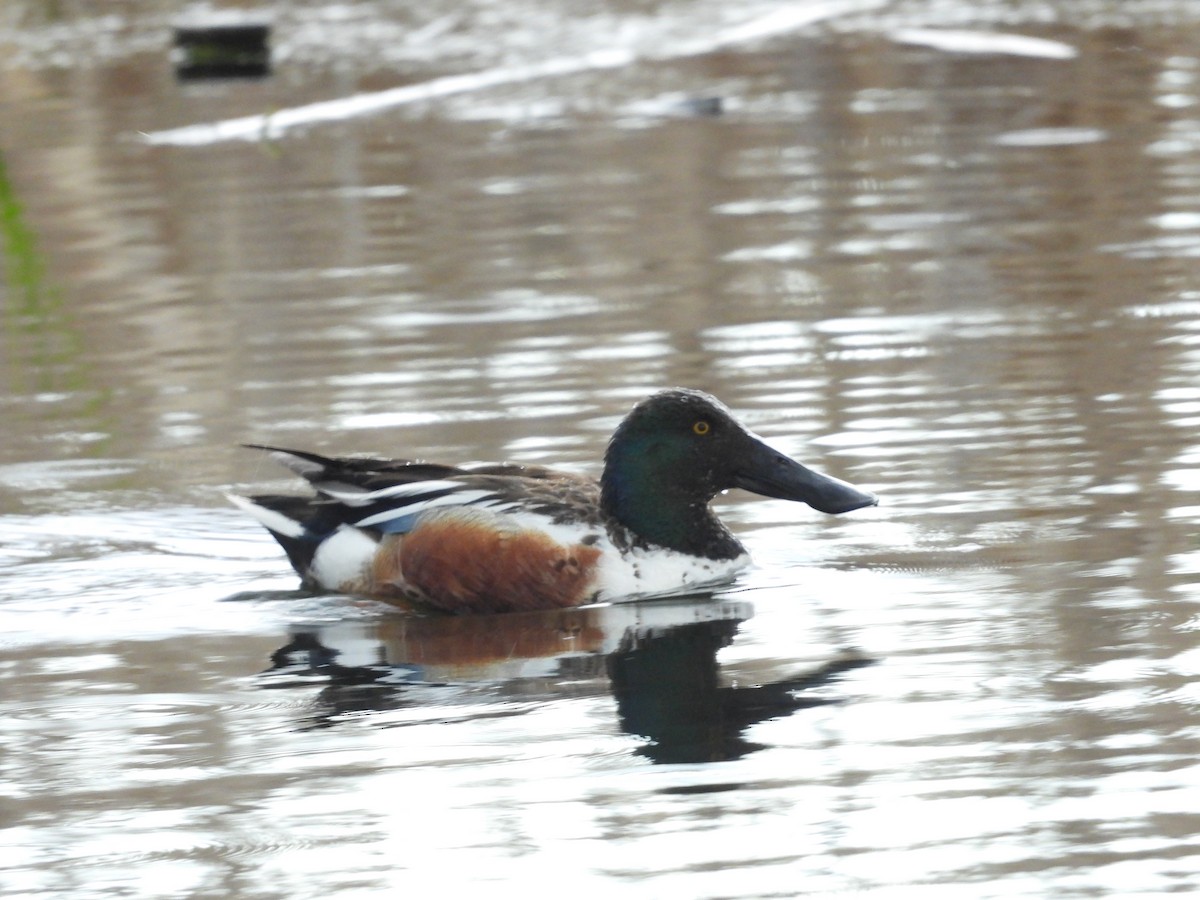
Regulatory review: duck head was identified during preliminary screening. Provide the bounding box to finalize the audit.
[600,388,877,556]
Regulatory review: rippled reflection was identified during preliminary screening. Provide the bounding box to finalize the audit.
[257,599,871,763]
[5,0,1200,896]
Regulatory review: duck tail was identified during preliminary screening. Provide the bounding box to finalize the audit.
[227,493,331,577]
[241,444,339,480]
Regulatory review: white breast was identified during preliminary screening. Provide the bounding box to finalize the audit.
[592,541,751,601]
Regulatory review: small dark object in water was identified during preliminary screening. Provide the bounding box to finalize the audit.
[682,96,723,117]
[173,24,270,81]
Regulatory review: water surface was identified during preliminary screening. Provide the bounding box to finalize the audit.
[3,1,1200,897]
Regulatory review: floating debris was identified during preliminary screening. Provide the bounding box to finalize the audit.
[173,23,271,81]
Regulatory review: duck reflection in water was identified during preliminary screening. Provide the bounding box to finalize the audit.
[260,596,871,763]
[606,619,869,764]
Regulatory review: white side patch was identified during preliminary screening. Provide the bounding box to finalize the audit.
[309,526,379,591]
[226,493,306,539]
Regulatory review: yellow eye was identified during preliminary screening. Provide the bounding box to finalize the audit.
[693,420,710,435]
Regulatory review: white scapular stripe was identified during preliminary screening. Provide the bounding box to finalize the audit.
[321,479,467,507]
[353,489,499,528]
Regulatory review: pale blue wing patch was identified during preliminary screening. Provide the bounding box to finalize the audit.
[353,488,501,533]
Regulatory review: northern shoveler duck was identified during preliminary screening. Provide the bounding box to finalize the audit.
[231,388,877,614]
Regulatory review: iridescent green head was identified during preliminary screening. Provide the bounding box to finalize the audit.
[599,389,877,558]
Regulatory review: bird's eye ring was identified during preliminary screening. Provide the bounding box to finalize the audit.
[693,420,711,435]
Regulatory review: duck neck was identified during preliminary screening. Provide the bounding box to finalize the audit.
[600,463,744,560]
